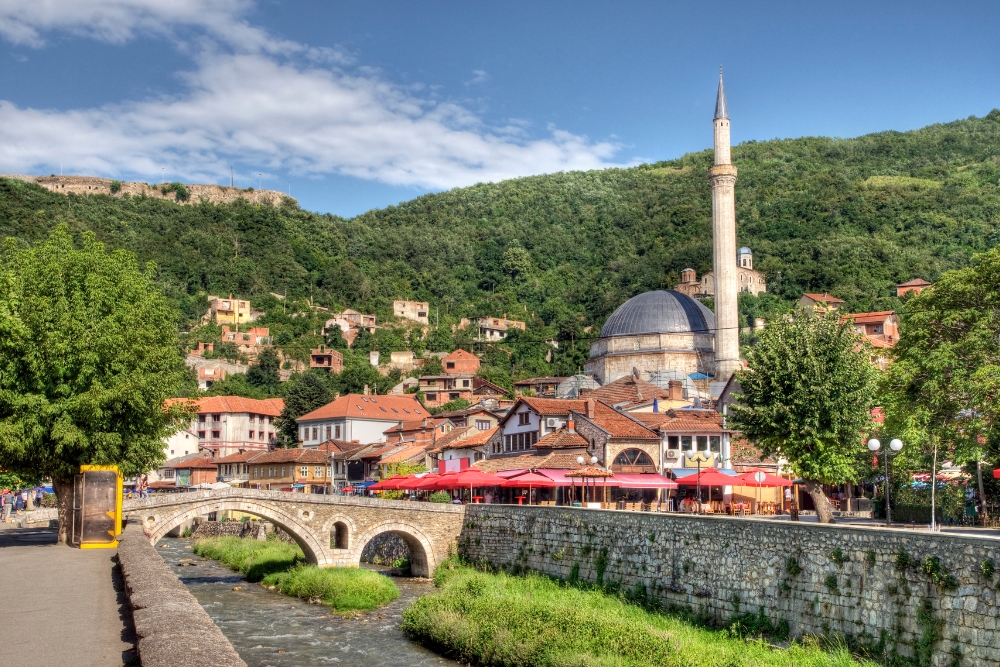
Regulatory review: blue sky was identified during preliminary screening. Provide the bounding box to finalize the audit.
[1,1,997,216]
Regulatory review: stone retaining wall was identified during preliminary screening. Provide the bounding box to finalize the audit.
[118,523,246,667]
[460,505,1000,667]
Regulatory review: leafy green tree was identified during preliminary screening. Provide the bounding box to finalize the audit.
[426,326,454,352]
[204,372,273,399]
[883,247,1000,515]
[334,358,384,395]
[275,373,332,446]
[247,347,281,389]
[430,398,471,415]
[501,242,533,282]
[0,226,190,542]
[729,314,879,523]
[325,324,348,349]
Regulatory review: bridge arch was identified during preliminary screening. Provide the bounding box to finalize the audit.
[320,514,359,551]
[142,499,329,566]
[350,520,440,578]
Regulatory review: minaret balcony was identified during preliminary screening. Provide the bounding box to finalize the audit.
[708,164,738,179]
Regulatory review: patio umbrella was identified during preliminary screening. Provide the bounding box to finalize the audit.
[501,472,556,505]
[734,470,793,487]
[434,469,505,500]
[673,469,738,511]
[397,473,439,490]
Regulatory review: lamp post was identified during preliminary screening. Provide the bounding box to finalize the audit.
[868,438,903,526]
[695,446,711,514]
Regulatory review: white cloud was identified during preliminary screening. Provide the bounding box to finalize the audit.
[464,69,489,86]
[0,1,631,189]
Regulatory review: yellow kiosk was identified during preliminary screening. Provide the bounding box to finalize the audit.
[70,465,123,549]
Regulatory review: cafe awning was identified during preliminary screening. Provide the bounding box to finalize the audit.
[612,473,678,489]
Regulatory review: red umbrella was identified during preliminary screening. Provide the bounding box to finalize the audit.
[436,469,506,489]
[673,469,738,486]
[501,472,555,505]
[396,473,439,490]
[734,470,793,487]
[415,473,451,490]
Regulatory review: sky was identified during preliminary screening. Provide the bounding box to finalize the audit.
[0,1,998,217]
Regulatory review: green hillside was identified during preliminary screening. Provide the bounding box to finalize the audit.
[2,110,999,338]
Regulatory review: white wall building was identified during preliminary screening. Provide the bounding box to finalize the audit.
[296,394,427,447]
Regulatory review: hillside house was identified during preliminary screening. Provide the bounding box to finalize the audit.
[797,293,845,315]
[419,374,475,407]
[206,296,256,325]
[323,310,376,346]
[513,377,567,398]
[392,300,430,325]
[897,278,933,297]
[310,345,344,372]
[296,393,427,446]
[442,349,480,374]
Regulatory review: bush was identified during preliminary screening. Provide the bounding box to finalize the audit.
[109,180,122,194]
[429,491,452,503]
[193,536,301,581]
[263,565,399,611]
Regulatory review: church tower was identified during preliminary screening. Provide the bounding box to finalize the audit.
[709,69,741,381]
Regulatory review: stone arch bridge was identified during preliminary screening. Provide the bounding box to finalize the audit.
[123,488,465,577]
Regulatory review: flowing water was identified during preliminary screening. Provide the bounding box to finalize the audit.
[157,538,461,667]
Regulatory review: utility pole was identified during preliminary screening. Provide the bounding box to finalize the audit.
[258,173,262,190]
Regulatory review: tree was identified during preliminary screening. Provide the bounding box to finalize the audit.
[247,347,281,389]
[501,242,533,282]
[275,373,332,446]
[334,359,383,395]
[729,314,879,523]
[325,324,348,349]
[883,247,1000,518]
[0,226,190,543]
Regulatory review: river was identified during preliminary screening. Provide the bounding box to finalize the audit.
[157,538,461,667]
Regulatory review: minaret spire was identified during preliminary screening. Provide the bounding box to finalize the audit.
[714,67,729,120]
[708,69,741,382]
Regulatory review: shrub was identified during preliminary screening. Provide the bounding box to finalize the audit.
[263,565,399,611]
[109,180,122,194]
[429,491,452,503]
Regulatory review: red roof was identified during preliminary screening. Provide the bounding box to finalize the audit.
[519,397,589,416]
[214,451,259,464]
[443,349,478,362]
[513,377,568,386]
[297,394,426,422]
[633,409,725,433]
[474,452,585,474]
[898,278,932,287]
[165,396,284,416]
[586,375,671,405]
[581,401,659,439]
[248,448,328,464]
[379,445,427,465]
[801,293,845,304]
[534,428,588,449]
[841,311,895,325]
[170,458,220,470]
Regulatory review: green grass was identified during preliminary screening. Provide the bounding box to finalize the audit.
[193,536,399,612]
[401,560,877,667]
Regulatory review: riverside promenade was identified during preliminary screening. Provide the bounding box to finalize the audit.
[0,524,136,665]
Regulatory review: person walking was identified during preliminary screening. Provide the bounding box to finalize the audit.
[0,489,9,522]
[13,489,24,514]
[34,487,43,509]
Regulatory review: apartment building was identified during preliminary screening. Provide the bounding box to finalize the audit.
[163,395,284,458]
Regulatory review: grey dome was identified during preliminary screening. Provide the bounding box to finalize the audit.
[600,290,715,337]
[738,246,752,254]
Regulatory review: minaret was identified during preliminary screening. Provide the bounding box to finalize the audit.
[709,69,741,381]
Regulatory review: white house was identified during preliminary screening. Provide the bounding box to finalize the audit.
[296,393,427,447]
[489,397,589,456]
[163,395,284,459]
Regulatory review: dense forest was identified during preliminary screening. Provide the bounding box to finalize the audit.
[2,110,999,378]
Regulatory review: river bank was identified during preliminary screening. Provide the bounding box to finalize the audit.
[402,559,879,667]
[157,538,459,667]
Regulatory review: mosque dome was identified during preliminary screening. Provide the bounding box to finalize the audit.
[738,246,752,254]
[599,290,715,338]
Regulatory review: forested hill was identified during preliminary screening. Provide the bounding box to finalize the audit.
[2,110,1000,332]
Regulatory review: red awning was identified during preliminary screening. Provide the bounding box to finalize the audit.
[531,469,607,486]
[612,473,678,489]
[501,472,557,488]
[494,469,529,478]
[734,469,793,487]
[674,469,739,486]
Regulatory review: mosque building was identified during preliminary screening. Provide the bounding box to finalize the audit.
[585,71,748,388]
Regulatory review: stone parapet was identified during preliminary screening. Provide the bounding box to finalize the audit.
[117,523,247,667]
[459,505,1000,667]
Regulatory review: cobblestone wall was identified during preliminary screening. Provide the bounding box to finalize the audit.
[460,505,1000,667]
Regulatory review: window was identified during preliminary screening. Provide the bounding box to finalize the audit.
[312,427,318,440]
[446,362,455,369]
[449,393,459,401]
[198,414,206,423]
[462,380,470,388]
[253,468,258,479]
[281,466,286,477]
[326,425,332,440]
[709,436,721,453]
[681,435,693,450]
[163,469,174,479]
[426,393,437,402]
[213,414,221,422]
[259,431,264,440]
[300,466,308,478]
[476,420,490,430]
[211,430,220,439]
[613,449,655,467]
[249,414,255,423]
[518,412,530,426]
[197,431,205,439]
[315,466,324,478]
[249,430,255,439]
[667,436,679,449]
[697,436,708,451]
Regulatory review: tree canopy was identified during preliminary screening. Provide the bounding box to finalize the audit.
[729,314,879,522]
[275,373,332,446]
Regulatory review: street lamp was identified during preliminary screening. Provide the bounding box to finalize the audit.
[868,438,903,526]
[696,445,712,514]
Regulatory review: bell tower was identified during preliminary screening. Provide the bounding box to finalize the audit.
[708,69,741,381]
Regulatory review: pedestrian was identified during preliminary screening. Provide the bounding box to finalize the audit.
[13,489,24,514]
[140,475,149,499]
[0,489,8,522]
[34,487,43,509]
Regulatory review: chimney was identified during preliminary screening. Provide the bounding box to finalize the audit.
[668,380,683,401]
[586,399,594,419]
[567,419,575,433]
[363,384,370,396]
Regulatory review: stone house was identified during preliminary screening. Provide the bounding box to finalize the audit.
[392,300,430,325]
[458,315,526,341]
[309,345,344,372]
[572,400,662,473]
[631,408,731,472]
[442,348,480,374]
[418,374,475,407]
[513,377,567,397]
[248,448,331,493]
[896,278,932,297]
[163,396,284,458]
[297,393,427,446]
[426,426,498,469]
[382,417,455,447]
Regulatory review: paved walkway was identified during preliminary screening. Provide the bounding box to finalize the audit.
[0,524,136,666]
